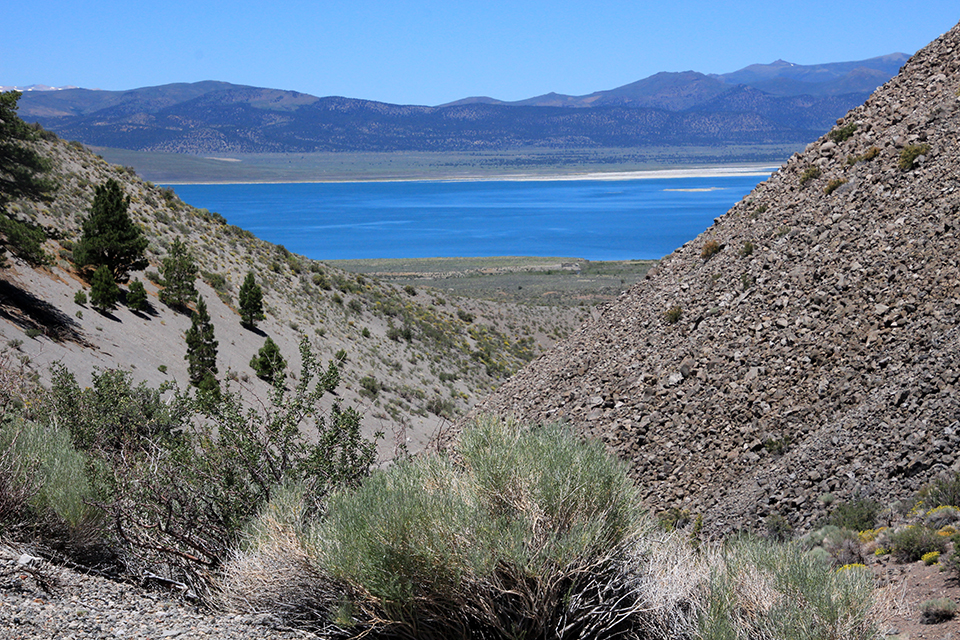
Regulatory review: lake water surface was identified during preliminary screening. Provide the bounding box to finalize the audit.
[169,174,769,261]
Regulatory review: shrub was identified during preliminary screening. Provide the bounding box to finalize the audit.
[358,375,379,399]
[738,241,754,257]
[800,165,821,184]
[664,305,682,324]
[250,337,287,385]
[916,472,960,510]
[701,536,877,640]
[89,264,119,312]
[73,289,87,305]
[104,338,375,595]
[824,178,847,195]
[922,551,940,565]
[825,498,881,532]
[828,122,858,143]
[920,598,957,624]
[701,239,721,260]
[0,416,102,539]
[924,505,960,529]
[899,143,931,171]
[885,525,947,563]
[309,416,671,639]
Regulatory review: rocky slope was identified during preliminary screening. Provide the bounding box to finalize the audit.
[473,20,960,535]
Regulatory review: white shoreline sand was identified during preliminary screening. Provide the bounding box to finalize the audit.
[163,163,780,186]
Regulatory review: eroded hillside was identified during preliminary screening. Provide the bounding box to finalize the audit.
[474,21,960,534]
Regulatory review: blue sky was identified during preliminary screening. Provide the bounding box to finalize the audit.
[3,1,957,106]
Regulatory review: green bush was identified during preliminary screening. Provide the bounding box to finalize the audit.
[102,338,375,595]
[0,416,103,538]
[311,416,656,639]
[916,472,960,510]
[920,598,957,624]
[885,525,947,563]
[738,241,754,257]
[800,165,821,184]
[825,498,881,532]
[899,143,931,171]
[828,122,858,143]
[249,337,287,385]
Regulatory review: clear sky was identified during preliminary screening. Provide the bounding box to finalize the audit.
[3,1,957,106]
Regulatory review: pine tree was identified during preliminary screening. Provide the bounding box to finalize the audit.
[126,279,147,311]
[159,237,198,310]
[0,91,55,266]
[185,295,218,392]
[74,178,148,283]
[89,264,119,311]
[250,337,286,385]
[238,272,265,329]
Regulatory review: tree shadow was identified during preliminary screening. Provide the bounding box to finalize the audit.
[243,324,267,338]
[0,278,90,346]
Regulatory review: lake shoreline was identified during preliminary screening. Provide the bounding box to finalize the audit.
[161,162,779,186]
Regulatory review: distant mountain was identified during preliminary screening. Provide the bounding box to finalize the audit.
[14,53,909,155]
[443,54,910,107]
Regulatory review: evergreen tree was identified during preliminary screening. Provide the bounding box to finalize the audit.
[89,264,119,311]
[159,237,198,310]
[250,337,287,385]
[238,272,265,329]
[185,295,218,392]
[74,178,148,282]
[0,91,55,266]
[126,278,147,311]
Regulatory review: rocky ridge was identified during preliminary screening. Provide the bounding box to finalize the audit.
[473,20,960,534]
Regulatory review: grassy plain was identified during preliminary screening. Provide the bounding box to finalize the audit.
[331,255,656,306]
[93,144,799,184]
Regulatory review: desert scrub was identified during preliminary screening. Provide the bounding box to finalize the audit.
[847,146,880,165]
[916,471,960,510]
[823,178,847,195]
[899,143,930,171]
[828,122,858,143]
[738,241,754,257]
[0,416,104,543]
[800,165,821,184]
[884,524,947,563]
[664,305,683,324]
[825,498,881,532]
[225,415,704,639]
[701,239,721,260]
[701,536,878,640]
[920,598,957,624]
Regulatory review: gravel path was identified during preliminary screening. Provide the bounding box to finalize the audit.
[0,544,317,640]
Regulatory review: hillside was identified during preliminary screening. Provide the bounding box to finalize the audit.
[473,21,960,535]
[0,135,583,458]
[11,55,907,158]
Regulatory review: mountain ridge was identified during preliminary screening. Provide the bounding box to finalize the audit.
[12,54,908,156]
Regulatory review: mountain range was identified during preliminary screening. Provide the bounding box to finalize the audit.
[11,54,908,155]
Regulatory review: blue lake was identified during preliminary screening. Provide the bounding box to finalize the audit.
[168,174,770,261]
